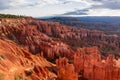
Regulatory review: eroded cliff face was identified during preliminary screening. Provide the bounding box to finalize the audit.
[1,18,120,55]
[74,47,120,80]
[56,58,78,80]
[0,38,57,80]
[0,18,120,80]
[36,20,120,54]
[0,18,74,60]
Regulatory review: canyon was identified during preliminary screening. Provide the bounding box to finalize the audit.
[0,17,120,80]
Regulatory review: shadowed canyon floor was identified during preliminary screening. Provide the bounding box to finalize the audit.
[0,18,120,80]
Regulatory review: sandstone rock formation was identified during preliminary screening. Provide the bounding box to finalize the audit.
[0,38,56,80]
[74,47,120,80]
[56,58,78,80]
[0,18,120,80]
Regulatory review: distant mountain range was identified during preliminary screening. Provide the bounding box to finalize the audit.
[76,16,120,23]
[41,16,120,36]
[39,16,120,23]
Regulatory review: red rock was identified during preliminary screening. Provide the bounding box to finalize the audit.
[0,18,120,80]
[56,58,78,80]
[0,38,56,80]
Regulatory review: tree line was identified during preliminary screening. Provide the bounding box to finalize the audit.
[0,14,26,18]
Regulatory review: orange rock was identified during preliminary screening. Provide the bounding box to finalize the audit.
[56,58,78,80]
[0,18,120,80]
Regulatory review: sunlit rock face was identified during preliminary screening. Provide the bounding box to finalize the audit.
[0,18,75,60]
[0,18,120,80]
[1,18,120,56]
[73,47,120,80]
[56,58,78,80]
[0,38,56,80]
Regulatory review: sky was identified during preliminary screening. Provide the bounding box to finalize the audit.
[0,0,120,17]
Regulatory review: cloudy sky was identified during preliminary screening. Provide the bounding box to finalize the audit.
[0,0,120,17]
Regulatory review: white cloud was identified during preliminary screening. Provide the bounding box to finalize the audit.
[0,0,120,17]
[0,0,94,9]
[10,0,29,7]
[88,9,120,16]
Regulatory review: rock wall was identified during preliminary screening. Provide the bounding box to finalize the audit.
[56,58,78,80]
[0,18,120,80]
[74,47,120,80]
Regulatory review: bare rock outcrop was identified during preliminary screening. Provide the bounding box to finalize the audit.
[0,18,120,80]
[0,38,56,80]
[73,46,120,80]
[56,58,78,80]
